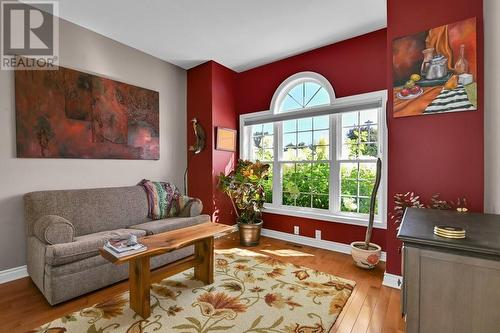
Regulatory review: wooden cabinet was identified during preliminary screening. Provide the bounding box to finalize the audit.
[398,208,500,333]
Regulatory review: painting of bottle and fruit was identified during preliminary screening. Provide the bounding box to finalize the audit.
[392,17,477,118]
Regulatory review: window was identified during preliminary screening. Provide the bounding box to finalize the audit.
[281,115,330,210]
[339,109,379,215]
[279,81,331,112]
[240,72,387,228]
[252,122,274,203]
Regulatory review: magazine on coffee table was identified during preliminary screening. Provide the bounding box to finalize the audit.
[103,244,147,258]
[106,238,144,252]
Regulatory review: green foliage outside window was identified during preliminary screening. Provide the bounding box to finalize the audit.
[340,164,378,214]
[345,123,378,158]
[252,114,379,214]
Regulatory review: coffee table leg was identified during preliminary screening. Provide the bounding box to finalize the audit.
[129,257,151,318]
[194,236,214,285]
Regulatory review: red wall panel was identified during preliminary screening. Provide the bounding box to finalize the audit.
[212,62,238,225]
[187,61,238,224]
[262,212,386,249]
[187,62,214,214]
[386,0,484,274]
[237,29,388,114]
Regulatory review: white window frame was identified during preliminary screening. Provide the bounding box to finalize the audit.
[239,75,387,229]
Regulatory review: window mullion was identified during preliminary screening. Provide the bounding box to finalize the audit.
[273,122,282,207]
[246,126,253,160]
[330,114,339,214]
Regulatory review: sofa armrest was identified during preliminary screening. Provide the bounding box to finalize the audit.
[179,196,203,217]
[33,215,75,245]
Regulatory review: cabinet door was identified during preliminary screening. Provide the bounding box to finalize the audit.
[404,246,420,333]
[419,249,500,333]
[401,245,406,315]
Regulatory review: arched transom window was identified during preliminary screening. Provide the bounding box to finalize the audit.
[279,81,331,112]
[271,72,335,113]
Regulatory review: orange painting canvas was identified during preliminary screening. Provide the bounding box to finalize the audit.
[392,17,477,118]
[15,66,159,159]
[216,127,236,152]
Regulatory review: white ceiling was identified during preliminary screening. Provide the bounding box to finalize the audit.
[55,0,387,72]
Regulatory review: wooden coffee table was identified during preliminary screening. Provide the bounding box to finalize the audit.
[99,222,235,318]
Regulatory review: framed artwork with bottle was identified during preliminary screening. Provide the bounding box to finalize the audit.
[392,17,477,118]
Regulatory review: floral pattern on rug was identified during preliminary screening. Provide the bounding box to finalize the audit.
[33,248,355,333]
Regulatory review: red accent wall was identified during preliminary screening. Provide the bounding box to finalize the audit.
[235,29,388,250]
[187,62,214,214]
[236,29,388,114]
[386,0,484,274]
[187,61,238,224]
[187,2,484,274]
[212,63,238,225]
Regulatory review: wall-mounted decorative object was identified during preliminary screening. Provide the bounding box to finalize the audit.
[392,17,477,118]
[188,118,206,154]
[216,127,236,152]
[184,117,207,194]
[15,66,159,159]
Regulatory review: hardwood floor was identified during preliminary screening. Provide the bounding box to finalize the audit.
[0,234,405,333]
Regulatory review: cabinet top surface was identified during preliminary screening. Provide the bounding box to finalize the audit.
[397,208,500,256]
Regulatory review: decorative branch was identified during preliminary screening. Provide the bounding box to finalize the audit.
[390,192,469,231]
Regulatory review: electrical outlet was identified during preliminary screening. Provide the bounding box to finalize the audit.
[294,226,300,235]
[315,230,322,240]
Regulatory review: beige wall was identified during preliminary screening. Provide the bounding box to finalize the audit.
[484,0,500,213]
[0,19,187,270]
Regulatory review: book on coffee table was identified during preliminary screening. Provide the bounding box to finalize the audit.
[106,238,144,253]
[103,243,147,258]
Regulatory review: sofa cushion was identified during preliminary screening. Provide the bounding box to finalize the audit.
[24,186,150,237]
[46,228,146,266]
[33,215,75,244]
[129,214,210,235]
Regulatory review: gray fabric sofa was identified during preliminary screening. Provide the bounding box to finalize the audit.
[24,185,209,305]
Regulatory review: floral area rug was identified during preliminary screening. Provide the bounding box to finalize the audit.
[34,248,355,333]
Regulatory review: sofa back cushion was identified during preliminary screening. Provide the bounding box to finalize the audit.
[24,186,149,237]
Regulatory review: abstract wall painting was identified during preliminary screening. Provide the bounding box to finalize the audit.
[15,66,159,159]
[392,17,477,118]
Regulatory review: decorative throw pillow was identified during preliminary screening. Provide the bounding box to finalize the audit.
[139,180,184,219]
[33,215,75,245]
[178,196,203,217]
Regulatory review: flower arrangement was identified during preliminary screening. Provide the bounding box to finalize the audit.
[218,160,270,224]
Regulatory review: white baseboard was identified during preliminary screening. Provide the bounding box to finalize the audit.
[261,228,387,262]
[0,265,28,284]
[382,271,402,289]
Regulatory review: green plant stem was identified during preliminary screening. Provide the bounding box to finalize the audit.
[228,196,240,219]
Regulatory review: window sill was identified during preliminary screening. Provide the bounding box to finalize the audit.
[262,205,387,229]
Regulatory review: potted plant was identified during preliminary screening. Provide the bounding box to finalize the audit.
[218,160,270,246]
[350,158,383,269]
